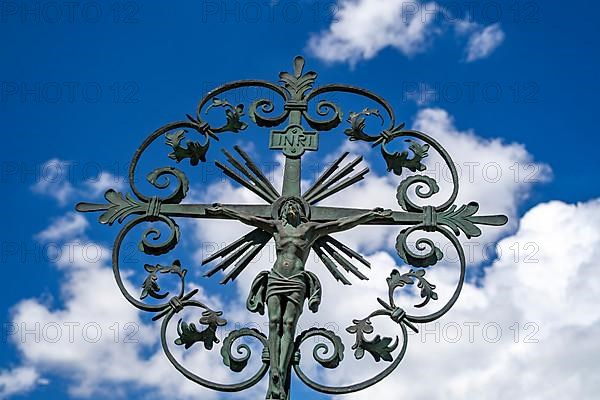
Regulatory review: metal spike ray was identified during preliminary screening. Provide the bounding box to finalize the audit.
[220,241,269,284]
[233,145,280,199]
[203,229,271,279]
[323,236,371,268]
[204,242,254,277]
[308,166,369,204]
[303,154,369,204]
[314,240,369,281]
[216,147,279,203]
[312,242,352,285]
[303,152,349,199]
[202,228,266,265]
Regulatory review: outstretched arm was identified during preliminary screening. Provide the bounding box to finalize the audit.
[311,207,393,237]
[206,203,276,233]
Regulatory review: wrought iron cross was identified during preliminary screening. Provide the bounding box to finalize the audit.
[77,56,507,400]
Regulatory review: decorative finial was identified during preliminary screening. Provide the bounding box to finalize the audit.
[293,56,305,78]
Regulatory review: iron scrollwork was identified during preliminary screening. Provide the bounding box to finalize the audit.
[76,56,508,399]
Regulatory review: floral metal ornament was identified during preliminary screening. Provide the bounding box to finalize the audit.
[76,56,508,400]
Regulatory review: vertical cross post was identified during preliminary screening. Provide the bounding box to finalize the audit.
[281,109,303,197]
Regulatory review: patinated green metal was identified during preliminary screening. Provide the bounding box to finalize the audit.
[76,56,508,400]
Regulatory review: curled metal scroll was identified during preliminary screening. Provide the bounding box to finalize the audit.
[399,225,466,324]
[306,83,397,131]
[160,303,269,392]
[128,122,202,203]
[112,214,184,313]
[196,80,289,128]
[391,129,459,212]
[293,323,408,394]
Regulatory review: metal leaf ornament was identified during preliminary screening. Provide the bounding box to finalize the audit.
[175,310,227,350]
[344,108,384,142]
[346,318,399,362]
[140,260,187,300]
[386,269,438,308]
[381,139,430,176]
[206,98,248,133]
[166,129,209,166]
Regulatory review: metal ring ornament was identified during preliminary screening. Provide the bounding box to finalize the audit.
[75,56,508,399]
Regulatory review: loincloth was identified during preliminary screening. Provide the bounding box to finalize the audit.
[266,270,306,306]
[247,270,321,315]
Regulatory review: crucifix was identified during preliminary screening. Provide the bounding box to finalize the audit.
[77,56,507,400]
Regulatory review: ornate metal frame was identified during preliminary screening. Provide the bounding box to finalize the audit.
[76,56,507,399]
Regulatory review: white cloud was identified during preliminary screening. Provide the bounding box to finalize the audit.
[190,106,549,298]
[191,190,600,399]
[0,366,46,399]
[35,213,89,242]
[465,23,505,62]
[412,108,551,218]
[31,159,124,206]
[307,0,439,65]
[307,107,550,265]
[306,0,505,65]
[184,107,573,400]
[30,159,76,206]
[83,172,126,198]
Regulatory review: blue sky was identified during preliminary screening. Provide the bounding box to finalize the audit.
[1,1,600,399]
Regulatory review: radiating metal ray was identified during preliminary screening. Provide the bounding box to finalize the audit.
[312,235,370,283]
[221,148,278,200]
[323,236,370,268]
[215,160,274,203]
[221,241,269,284]
[312,242,352,285]
[304,155,369,204]
[307,167,369,204]
[303,152,349,199]
[320,241,368,280]
[216,147,279,203]
[202,228,265,265]
[233,145,280,199]
[204,241,254,277]
[203,229,271,280]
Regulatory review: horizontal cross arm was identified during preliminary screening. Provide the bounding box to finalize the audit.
[310,204,508,239]
[309,206,422,225]
[76,190,507,240]
[75,191,273,225]
[159,204,272,219]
